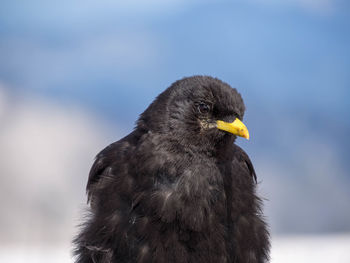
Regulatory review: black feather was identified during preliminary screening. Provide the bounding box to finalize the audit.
[74,76,270,263]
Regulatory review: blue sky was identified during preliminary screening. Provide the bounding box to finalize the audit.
[1,0,349,124]
[1,0,350,238]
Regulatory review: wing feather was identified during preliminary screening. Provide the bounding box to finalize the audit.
[86,130,140,203]
[233,144,257,183]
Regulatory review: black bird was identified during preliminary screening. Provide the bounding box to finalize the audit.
[74,76,270,263]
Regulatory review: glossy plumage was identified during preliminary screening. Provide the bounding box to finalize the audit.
[74,76,270,263]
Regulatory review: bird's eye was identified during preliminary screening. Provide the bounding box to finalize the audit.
[197,102,210,114]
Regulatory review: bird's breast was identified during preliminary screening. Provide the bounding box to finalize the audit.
[147,157,227,232]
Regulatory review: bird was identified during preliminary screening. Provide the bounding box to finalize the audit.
[74,76,270,263]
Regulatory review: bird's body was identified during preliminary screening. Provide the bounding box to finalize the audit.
[74,76,269,263]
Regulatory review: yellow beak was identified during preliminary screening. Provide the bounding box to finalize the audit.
[216,118,250,140]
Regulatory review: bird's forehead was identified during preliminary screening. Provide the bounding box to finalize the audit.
[169,76,245,116]
[191,81,244,113]
[184,78,238,100]
[212,86,243,109]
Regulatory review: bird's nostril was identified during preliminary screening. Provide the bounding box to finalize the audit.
[222,115,236,123]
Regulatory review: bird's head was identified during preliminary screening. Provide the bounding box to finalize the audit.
[138,76,249,150]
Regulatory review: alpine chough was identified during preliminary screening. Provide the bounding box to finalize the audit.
[74,76,270,263]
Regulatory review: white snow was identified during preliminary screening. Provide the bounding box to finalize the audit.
[271,234,350,263]
[1,234,349,263]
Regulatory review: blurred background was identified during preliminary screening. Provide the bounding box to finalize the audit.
[1,0,349,262]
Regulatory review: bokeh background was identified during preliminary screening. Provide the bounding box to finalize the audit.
[1,0,349,262]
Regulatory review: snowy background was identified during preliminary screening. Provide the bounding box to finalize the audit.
[1,0,349,262]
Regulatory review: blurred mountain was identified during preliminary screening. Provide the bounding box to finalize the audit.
[0,86,118,245]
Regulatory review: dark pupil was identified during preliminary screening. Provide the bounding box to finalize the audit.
[198,103,209,114]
